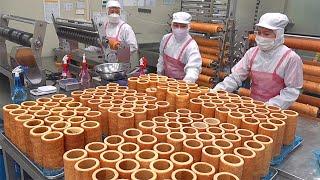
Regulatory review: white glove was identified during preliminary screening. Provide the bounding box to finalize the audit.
[210,86,222,93]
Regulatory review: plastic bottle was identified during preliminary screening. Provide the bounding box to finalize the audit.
[79,54,91,89]
[11,71,27,104]
[61,55,72,79]
[139,56,148,76]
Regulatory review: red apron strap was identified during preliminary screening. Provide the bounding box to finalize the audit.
[105,22,125,40]
[249,47,260,70]
[163,33,173,53]
[177,38,194,60]
[105,22,109,36]
[115,22,126,40]
[274,50,292,73]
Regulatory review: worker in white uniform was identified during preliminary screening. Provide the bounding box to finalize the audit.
[157,12,202,83]
[104,0,137,53]
[211,13,303,109]
[87,0,138,66]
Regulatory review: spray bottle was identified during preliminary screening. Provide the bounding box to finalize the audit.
[139,56,148,76]
[11,66,27,104]
[61,55,72,79]
[79,54,91,89]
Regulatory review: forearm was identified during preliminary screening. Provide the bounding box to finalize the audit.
[184,67,201,83]
[129,43,138,53]
[213,49,252,92]
[157,55,164,74]
[215,73,243,92]
[86,46,101,52]
[266,87,301,109]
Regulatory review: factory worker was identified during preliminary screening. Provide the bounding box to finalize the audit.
[87,0,138,66]
[157,12,202,83]
[211,13,303,109]
[104,0,137,53]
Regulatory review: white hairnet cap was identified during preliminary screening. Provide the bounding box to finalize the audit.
[172,12,192,24]
[256,13,289,30]
[107,0,121,8]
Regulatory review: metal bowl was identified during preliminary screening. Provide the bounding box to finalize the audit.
[94,62,130,80]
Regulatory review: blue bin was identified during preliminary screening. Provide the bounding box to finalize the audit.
[14,162,20,180]
[0,149,7,180]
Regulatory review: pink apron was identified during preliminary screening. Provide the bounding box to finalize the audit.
[105,22,126,41]
[163,34,193,80]
[105,22,130,62]
[249,47,292,102]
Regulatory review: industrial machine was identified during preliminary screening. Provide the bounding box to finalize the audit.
[52,15,131,76]
[0,14,47,88]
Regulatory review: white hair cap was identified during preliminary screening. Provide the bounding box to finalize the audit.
[107,0,121,8]
[172,12,192,24]
[256,13,289,30]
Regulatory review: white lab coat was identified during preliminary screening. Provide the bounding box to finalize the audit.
[105,19,138,53]
[214,45,303,109]
[157,33,202,83]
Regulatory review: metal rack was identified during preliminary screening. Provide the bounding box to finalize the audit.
[181,0,237,86]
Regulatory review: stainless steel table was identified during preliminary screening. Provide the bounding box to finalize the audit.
[0,132,63,180]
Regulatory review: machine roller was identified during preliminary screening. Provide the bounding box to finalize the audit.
[0,14,47,88]
[52,15,131,78]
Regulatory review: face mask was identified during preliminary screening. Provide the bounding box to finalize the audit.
[108,13,120,24]
[255,35,276,51]
[172,27,189,41]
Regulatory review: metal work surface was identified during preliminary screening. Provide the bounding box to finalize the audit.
[276,116,320,179]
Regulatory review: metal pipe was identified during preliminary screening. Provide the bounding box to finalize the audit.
[189,32,206,37]
[284,33,320,41]
[3,15,36,25]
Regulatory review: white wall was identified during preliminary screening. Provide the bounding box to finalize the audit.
[285,0,320,36]
[234,0,258,42]
[0,0,179,57]
[1,0,319,58]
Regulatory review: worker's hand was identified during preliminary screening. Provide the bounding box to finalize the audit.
[85,46,101,52]
[183,79,192,84]
[157,71,164,75]
[109,39,121,50]
[210,86,221,93]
